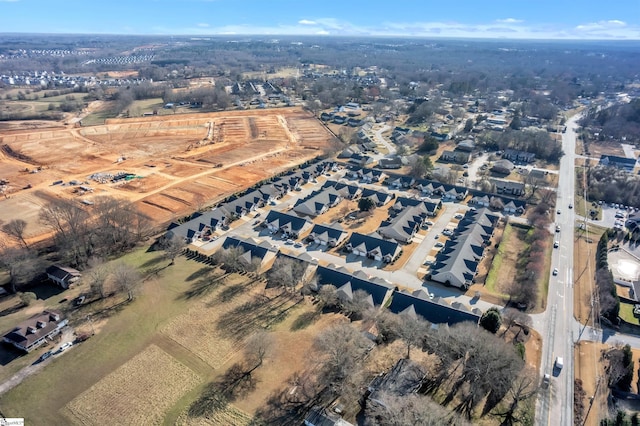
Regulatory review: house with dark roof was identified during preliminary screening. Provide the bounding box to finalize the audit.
[293,188,342,217]
[338,144,362,159]
[388,289,481,325]
[346,233,401,263]
[503,149,536,163]
[360,187,394,206]
[392,196,442,217]
[386,175,415,189]
[264,210,312,238]
[378,157,403,169]
[491,159,515,174]
[428,208,498,289]
[166,208,228,243]
[222,236,277,272]
[456,139,476,152]
[46,265,81,289]
[440,150,471,164]
[324,180,362,200]
[490,178,525,196]
[599,155,637,172]
[378,205,426,243]
[3,310,68,352]
[308,223,348,247]
[315,265,395,306]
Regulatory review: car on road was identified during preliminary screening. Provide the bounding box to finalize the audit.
[568,203,573,209]
[285,239,294,245]
[557,209,561,214]
[541,373,551,388]
[555,225,561,232]
[434,242,444,248]
[293,242,302,248]
[454,213,464,219]
[554,241,559,248]
[552,268,558,276]
[425,221,434,226]
[434,234,440,239]
[39,350,53,361]
[59,342,73,352]
[555,356,564,370]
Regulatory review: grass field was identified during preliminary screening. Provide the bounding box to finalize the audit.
[619,301,640,326]
[65,344,201,425]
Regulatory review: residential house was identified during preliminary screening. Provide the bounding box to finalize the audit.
[315,265,395,306]
[388,289,481,325]
[345,233,401,263]
[338,144,362,159]
[221,236,277,272]
[307,223,348,247]
[293,188,342,217]
[323,180,362,200]
[46,265,81,289]
[392,196,441,217]
[358,167,385,184]
[264,211,312,238]
[378,157,403,169]
[456,139,476,152]
[349,153,374,166]
[429,208,498,289]
[502,149,536,164]
[489,178,525,196]
[440,150,471,164]
[3,310,68,352]
[599,155,637,172]
[378,205,426,243]
[386,175,416,189]
[491,159,515,174]
[360,187,394,206]
[165,208,228,243]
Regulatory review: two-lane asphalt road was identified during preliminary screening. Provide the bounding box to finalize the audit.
[536,115,582,426]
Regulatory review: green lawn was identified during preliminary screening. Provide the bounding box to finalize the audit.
[0,248,206,425]
[81,109,117,126]
[619,302,640,325]
[485,224,512,294]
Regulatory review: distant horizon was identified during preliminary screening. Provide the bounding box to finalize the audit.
[2,32,640,45]
[0,0,639,41]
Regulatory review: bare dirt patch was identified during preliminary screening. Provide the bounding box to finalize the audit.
[575,341,608,426]
[64,344,201,425]
[0,107,333,238]
[574,225,605,325]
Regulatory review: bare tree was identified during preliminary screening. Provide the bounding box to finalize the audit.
[39,197,91,264]
[314,323,371,394]
[161,234,186,265]
[398,313,429,359]
[2,219,29,248]
[0,247,42,293]
[243,331,275,374]
[316,284,339,309]
[491,366,539,424]
[110,262,141,301]
[86,257,110,299]
[267,256,307,293]
[341,289,374,319]
[365,392,469,426]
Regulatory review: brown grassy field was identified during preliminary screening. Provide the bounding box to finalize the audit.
[64,344,202,425]
[0,107,335,241]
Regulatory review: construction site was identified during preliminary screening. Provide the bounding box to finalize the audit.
[0,107,336,242]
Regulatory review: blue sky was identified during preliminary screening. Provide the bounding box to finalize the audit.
[1,0,639,39]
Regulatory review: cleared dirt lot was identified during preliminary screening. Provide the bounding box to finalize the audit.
[0,107,334,240]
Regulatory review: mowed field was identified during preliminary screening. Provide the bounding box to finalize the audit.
[0,107,334,240]
[0,248,341,425]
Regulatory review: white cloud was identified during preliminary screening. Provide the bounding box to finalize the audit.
[196,23,209,28]
[496,18,523,24]
[151,16,640,40]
